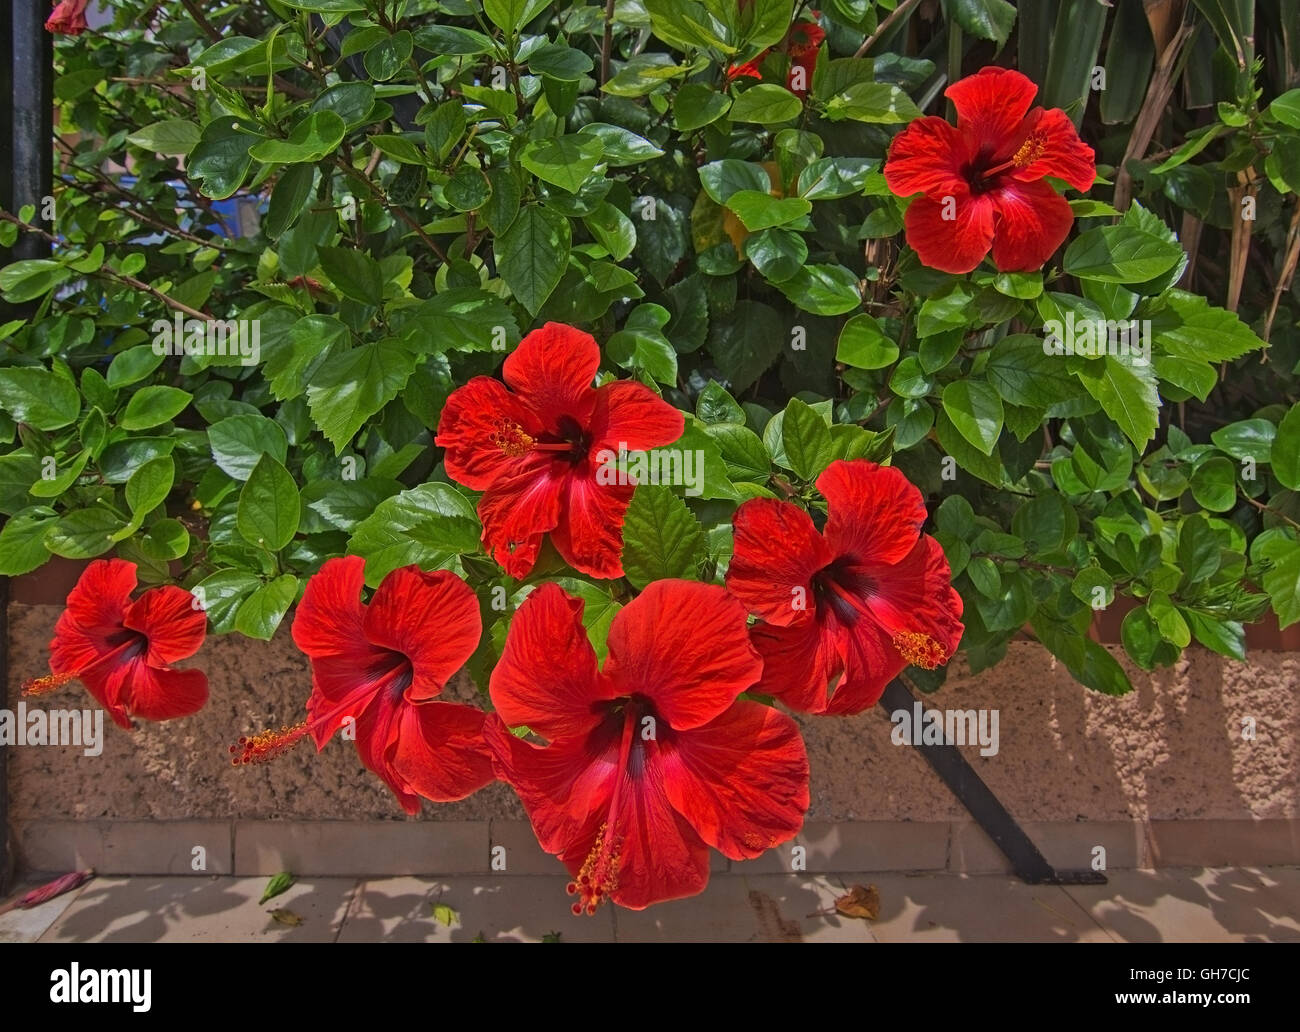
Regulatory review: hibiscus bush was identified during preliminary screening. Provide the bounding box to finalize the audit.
[3,0,1300,909]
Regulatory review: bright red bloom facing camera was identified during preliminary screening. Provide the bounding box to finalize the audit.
[726,460,964,715]
[27,559,208,729]
[485,580,810,912]
[435,323,684,580]
[884,66,1096,274]
[233,557,494,815]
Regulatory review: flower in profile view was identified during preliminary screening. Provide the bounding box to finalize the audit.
[726,459,964,715]
[24,559,208,729]
[232,557,494,815]
[435,322,683,580]
[485,580,809,912]
[883,66,1096,274]
[45,0,90,35]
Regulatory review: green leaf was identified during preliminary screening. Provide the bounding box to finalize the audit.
[248,111,346,164]
[777,264,861,316]
[495,206,572,316]
[1147,289,1267,361]
[1188,456,1236,512]
[44,508,125,559]
[1074,357,1160,449]
[724,191,811,231]
[0,506,56,576]
[1273,403,1300,491]
[347,483,482,586]
[619,485,707,590]
[1269,88,1300,128]
[193,570,262,634]
[674,84,731,129]
[363,30,413,82]
[730,84,803,124]
[189,119,257,200]
[781,398,835,480]
[1063,226,1184,284]
[576,123,663,166]
[316,246,385,307]
[1254,531,1300,629]
[0,260,71,303]
[238,454,300,552]
[520,135,604,193]
[0,367,80,430]
[234,575,299,640]
[986,334,1082,407]
[208,414,289,481]
[260,871,296,904]
[836,313,898,369]
[942,381,1004,456]
[306,340,418,453]
[107,344,166,388]
[797,157,877,200]
[125,456,175,516]
[120,386,192,431]
[823,82,922,123]
[698,160,771,203]
[944,0,1016,44]
[126,119,201,156]
[708,300,783,392]
[484,0,546,34]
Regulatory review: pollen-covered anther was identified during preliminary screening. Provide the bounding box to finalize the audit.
[21,671,77,697]
[229,721,309,766]
[569,823,621,915]
[489,419,534,458]
[1011,131,1048,169]
[893,631,948,670]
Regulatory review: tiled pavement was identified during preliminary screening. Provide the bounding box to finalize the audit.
[3,867,1299,942]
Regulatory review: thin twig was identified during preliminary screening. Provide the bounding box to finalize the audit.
[852,0,923,59]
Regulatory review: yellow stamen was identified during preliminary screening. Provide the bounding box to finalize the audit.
[229,721,309,766]
[1011,131,1047,169]
[893,631,949,670]
[489,419,534,458]
[568,822,622,916]
[21,671,78,697]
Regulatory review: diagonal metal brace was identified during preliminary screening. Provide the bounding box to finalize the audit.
[878,679,1106,886]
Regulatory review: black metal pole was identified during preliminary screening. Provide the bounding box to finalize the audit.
[878,678,1107,885]
[0,0,55,896]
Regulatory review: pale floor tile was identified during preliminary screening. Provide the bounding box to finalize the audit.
[865,873,1112,942]
[338,876,615,942]
[0,878,90,943]
[1063,868,1300,943]
[39,876,358,942]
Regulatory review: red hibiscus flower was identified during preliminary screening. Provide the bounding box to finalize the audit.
[23,559,208,729]
[233,557,494,815]
[435,322,684,580]
[883,66,1096,274]
[45,0,90,35]
[726,459,964,715]
[725,18,825,98]
[484,579,809,912]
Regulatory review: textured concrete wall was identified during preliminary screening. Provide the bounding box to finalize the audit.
[5,600,1297,827]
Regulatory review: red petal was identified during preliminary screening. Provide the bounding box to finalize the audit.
[75,665,132,729]
[483,713,615,858]
[551,472,633,579]
[502,323,600,433]
[726,498,831,627]
[489,582,613,741]
[588,380,684,454]
[603,744,712,910]
[350,694,413,812]
[50,559,136,675]
[883,116,972,199]
[661,699,809,859]
[902,190,997,274]
[749,619,841,714]
[477,457,566,578]
[1011,107,1096,193]
[111,658,209,724]
[363,567,480,701]
[602,580,762,731]
[823,617,900,714]
[855,534,965,657]
[818,460,926,566]
[945,66,1037,145]
[726,61,763,82]
[990,178,1075,272]
[124,585,206,665]
[435,376,539,491]
[293,557,392,747]
[391,701,495,803]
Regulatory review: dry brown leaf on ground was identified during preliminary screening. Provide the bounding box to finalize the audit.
[834,884,881,920]
[269,908,304,926]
